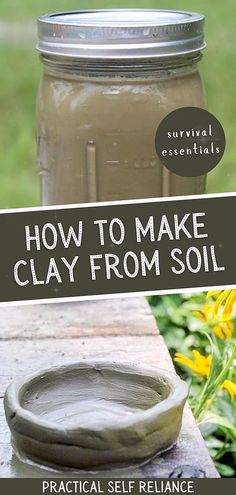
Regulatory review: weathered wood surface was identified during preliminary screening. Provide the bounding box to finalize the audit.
[0,298,157,339]
[0,298,218,478]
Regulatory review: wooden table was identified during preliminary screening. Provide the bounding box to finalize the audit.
[0,297,218,477]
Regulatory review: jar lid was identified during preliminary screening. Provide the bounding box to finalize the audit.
[37,9,206,60]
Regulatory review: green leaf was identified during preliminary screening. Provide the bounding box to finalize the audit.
[215,462,235,477]
[215,397,236,425]
[199,411,235,434]
[199,422,218,437]
[205,436,225,449]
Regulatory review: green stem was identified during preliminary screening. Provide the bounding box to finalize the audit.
[194,345,236,421]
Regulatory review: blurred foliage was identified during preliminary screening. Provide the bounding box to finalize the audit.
[148,293,236,477]
[0,45,39,207]
[148,293,209,357]
[0,0,236,207]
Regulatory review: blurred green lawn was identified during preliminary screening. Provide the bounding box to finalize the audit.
[0,0,236,207]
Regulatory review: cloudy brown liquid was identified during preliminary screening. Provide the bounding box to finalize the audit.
[37,65,206,205]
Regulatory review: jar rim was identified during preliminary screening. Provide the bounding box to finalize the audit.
[37,9,206,60]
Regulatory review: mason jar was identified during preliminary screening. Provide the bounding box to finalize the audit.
[36,9,206,205]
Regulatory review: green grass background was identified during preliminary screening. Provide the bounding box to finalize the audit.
[0,0,235,207]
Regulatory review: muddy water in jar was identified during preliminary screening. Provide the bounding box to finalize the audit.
[37,10,206,205]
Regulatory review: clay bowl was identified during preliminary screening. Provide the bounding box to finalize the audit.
[4,361,188,471]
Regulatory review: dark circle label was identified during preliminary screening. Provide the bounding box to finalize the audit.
[155,107,226,177]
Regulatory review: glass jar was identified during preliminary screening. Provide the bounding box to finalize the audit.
[37,10,206,205]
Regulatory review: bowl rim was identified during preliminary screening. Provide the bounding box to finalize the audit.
[5,360,188,441]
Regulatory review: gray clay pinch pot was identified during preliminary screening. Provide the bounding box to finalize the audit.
[4,360,188,471]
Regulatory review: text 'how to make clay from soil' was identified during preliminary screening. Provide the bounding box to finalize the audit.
[0,193,235,305]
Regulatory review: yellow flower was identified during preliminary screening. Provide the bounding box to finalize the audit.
[213,324,234,340]
[174,350,212,378]
[193,304,234,340]
[193,304,213,323]
[207,290,236,321]
[221,380,236,399]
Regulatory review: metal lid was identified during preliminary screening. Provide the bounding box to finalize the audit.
[37,9,206,60]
